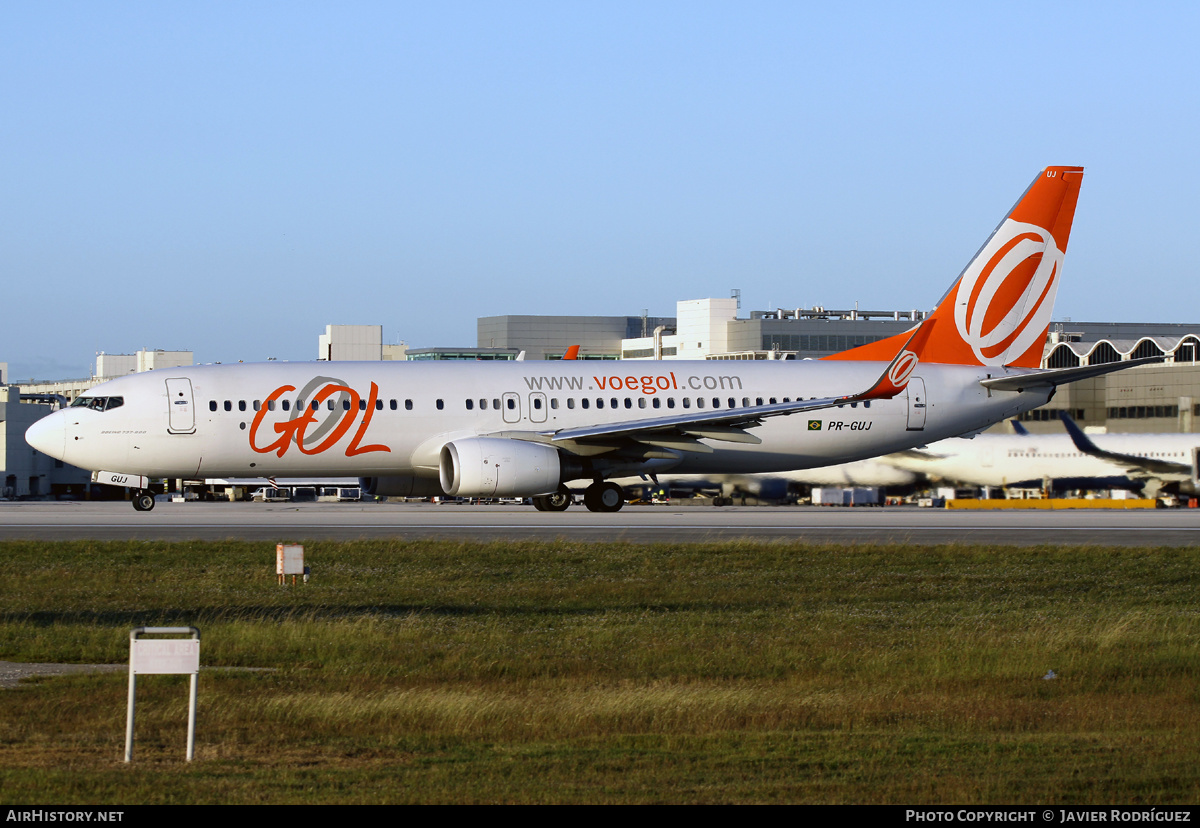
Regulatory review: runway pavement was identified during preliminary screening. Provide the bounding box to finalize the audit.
[3,499,1200,545]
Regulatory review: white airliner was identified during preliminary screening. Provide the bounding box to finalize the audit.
[653,416,1200,502]
[27,166,1146,513]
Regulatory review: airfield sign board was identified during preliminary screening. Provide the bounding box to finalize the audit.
[131,637,200,675]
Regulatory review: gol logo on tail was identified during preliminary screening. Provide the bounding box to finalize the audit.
[249,377,390,458]
[953,218,1063,366]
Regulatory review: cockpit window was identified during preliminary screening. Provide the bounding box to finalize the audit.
[70,396,124,411]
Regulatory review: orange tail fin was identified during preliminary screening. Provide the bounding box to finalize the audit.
[827,166,1084,369]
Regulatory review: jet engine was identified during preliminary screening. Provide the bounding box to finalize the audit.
[439,437,561,497]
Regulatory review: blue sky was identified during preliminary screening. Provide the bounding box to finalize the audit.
[4,1,1198,380]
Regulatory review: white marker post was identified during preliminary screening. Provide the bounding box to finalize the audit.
[277,543,305,585]
[125,626,200,762]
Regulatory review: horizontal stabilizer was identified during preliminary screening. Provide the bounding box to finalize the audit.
[980,357,1162,392]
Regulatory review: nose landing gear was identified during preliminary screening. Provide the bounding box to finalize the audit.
[132,490,156,512]
[532,488,573,512]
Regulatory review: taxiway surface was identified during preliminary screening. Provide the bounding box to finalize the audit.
[2,500,1199,545]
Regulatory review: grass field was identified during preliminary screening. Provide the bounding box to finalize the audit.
[1,538,1197,804]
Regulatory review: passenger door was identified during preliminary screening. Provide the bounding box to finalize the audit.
[165,378,196,434]
[906,377,927,431]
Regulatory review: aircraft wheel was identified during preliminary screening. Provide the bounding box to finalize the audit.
[712,496,727,507]
[532,497,547,511]
[132,491,155,512]
[585,482,623,513]
[543,489,572,512]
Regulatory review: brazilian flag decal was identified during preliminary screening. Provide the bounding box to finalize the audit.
[808,420,822,431]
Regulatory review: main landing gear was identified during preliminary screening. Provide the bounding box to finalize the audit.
[531,482,626,513]
[583,481,624,513]
[131,490,156,512]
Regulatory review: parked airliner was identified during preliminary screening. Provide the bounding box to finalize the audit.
[652,415,1200,502]
[27,166,1144,513]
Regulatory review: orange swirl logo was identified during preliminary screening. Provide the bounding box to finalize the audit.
[887,350,919,389]
[953,219,1063,366]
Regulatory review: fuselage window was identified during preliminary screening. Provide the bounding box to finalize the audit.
[314,401,322,411]
[253,400,261,411]
[712,398,721,409]
[224,400,232,412]
[375,399,382,410]
[652,398,661,409]
[581,399,590,409]
[567,398,575,409]
[209,401,217,412]
[533,398,542,410]
[405,399,413,410]
[769,398,777,405]
[550,398,559,410]
[359,399,366,411]
[697,398,705,409]
[610,398,618,409]
[682,397,691,409]
[480,399,488,410]
[596,399,604,409]
[728,398,736,408]
[492,399,499,409]
[465,399,474,410]
[437,399,444,410]
[756,398,763,406]
[506,398,515,410]
[666,398,675,409]
[864,401,871,408]
[339,400,348,411]
[742,398,749,407]
[282,400,291,411]
[638,398,647,409]
[389,399,397,410]
[624,398,632,409]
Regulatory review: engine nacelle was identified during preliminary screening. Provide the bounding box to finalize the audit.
[358,476,446,498]
[439,437,561,497]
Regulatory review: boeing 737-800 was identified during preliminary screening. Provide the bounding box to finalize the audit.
[27,166,1144,513]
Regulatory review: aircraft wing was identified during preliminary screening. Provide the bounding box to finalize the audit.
[885,447,954,462]
[1059,412,1191,478]
[539,326,926,449]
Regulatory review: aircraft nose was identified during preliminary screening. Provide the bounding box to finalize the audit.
[26,411,66,461]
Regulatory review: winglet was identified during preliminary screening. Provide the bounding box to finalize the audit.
[562,345,580,360]
[849,318,937,401]
[1059,410,1101,453]
[1010,419,1029,436]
